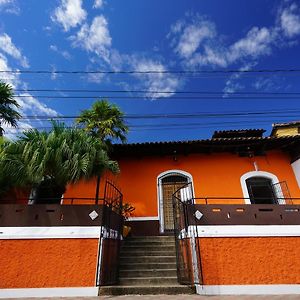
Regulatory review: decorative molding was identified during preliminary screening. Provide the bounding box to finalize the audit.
[0,287,98,298]
[189,225,300,238]
[0,226,101,239]
[157,169,195,234]
[196,284,300,295]
[240,170,283,204]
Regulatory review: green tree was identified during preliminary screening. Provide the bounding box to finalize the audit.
[76,99,128,144]
[0,81,21,136]
[0,137,13,198]
[2,122,119,203]
[76,99,128,202]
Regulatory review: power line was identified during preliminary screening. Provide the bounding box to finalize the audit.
[2,68,300,74]
[5,118,298,132]
[18,108,300,121]
[13,95,300,100]
[14,89,300,95]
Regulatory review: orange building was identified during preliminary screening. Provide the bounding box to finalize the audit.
[65,128,300,235]
[2,126,300,297]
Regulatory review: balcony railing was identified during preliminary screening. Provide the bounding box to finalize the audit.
[194,197,297,205]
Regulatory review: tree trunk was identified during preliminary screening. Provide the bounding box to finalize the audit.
[95,175,101,204]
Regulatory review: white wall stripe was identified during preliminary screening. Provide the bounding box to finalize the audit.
[0,287,98,298]
[196,284,300,295]
[126,216,159,221]
[0,226,101,239]
[188,225,300,238]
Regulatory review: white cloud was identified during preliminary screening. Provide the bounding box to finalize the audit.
[0,0,19,14]
[51,0,87,32]
[1,121,32,140]
[17,93,59,117]
[176,23,215,58]
[168,16,216,59]
[93,0,103,9]
[0,33,29,68]
[129,57,181,99]
[49,44,72,60]
[70,15,112,62]
[0,51,59,138]
[168,2,300,71]
[227,27,273,62]
[187,45,227,68]
[0,53,20,88]
[223,63,256,95]
[280,3,300,37]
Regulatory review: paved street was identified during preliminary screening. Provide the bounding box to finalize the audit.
[7,296,300,300]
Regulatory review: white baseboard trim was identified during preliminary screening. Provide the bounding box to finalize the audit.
[0,226,101,239]
[126,216,159,221]
[196,284,300,295]
[0,287,98,298]
[188,225,300,238]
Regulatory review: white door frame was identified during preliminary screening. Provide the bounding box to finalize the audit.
[157,170,194,233]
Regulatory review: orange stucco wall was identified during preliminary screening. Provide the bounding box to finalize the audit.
[0,239,99,288]
[199,237,300,284]
[65,150,300,217]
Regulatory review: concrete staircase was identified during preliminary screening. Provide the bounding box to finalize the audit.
[99,236,195,295]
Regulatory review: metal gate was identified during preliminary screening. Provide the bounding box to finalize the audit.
[97,180,124,286]
[172,182,202,285]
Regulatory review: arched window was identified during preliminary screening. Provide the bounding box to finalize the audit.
[246,176,276,204]
[240,171,285,204]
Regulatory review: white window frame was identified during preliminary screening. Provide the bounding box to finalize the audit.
[240,171,285,204]
[157,170,194,233]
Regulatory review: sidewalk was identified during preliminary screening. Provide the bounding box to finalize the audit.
[10,296,300,300]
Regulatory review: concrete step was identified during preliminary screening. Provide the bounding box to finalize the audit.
[124,240,175,246]
[122,245,175,252]
[125,236,175,244]
[120,262,177,270]
[99,285,195,295]
[119,269,177,278]
[120,250,175,257]
[119,276,178,286]
[120,256,176,264]
[126,236,175,242]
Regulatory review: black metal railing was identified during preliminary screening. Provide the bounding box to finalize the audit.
[195,196,297,205]
[97,180,124,286]
[172,182,300,286]
[172,182,202,286]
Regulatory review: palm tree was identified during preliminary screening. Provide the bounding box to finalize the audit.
[0,137,13,198]
[2,122,119,203]
[0,81,21,136]
[76,99,128,202]
[76,99,128,144]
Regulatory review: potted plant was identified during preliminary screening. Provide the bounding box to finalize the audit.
[121,202,135,238]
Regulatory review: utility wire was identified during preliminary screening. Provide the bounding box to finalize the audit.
[12,95,300,100]
[5,118,297,132]
[2,68,300,74]
[18,109,300,120]
[14,89,300,95]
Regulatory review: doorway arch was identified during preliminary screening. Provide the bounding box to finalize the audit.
[157,170,194,233]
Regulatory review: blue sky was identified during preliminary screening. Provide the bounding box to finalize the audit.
[1,0,300,142]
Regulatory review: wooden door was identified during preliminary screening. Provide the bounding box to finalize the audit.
[161,178,187,231]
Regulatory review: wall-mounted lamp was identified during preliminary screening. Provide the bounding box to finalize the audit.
[173,150,178,162]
